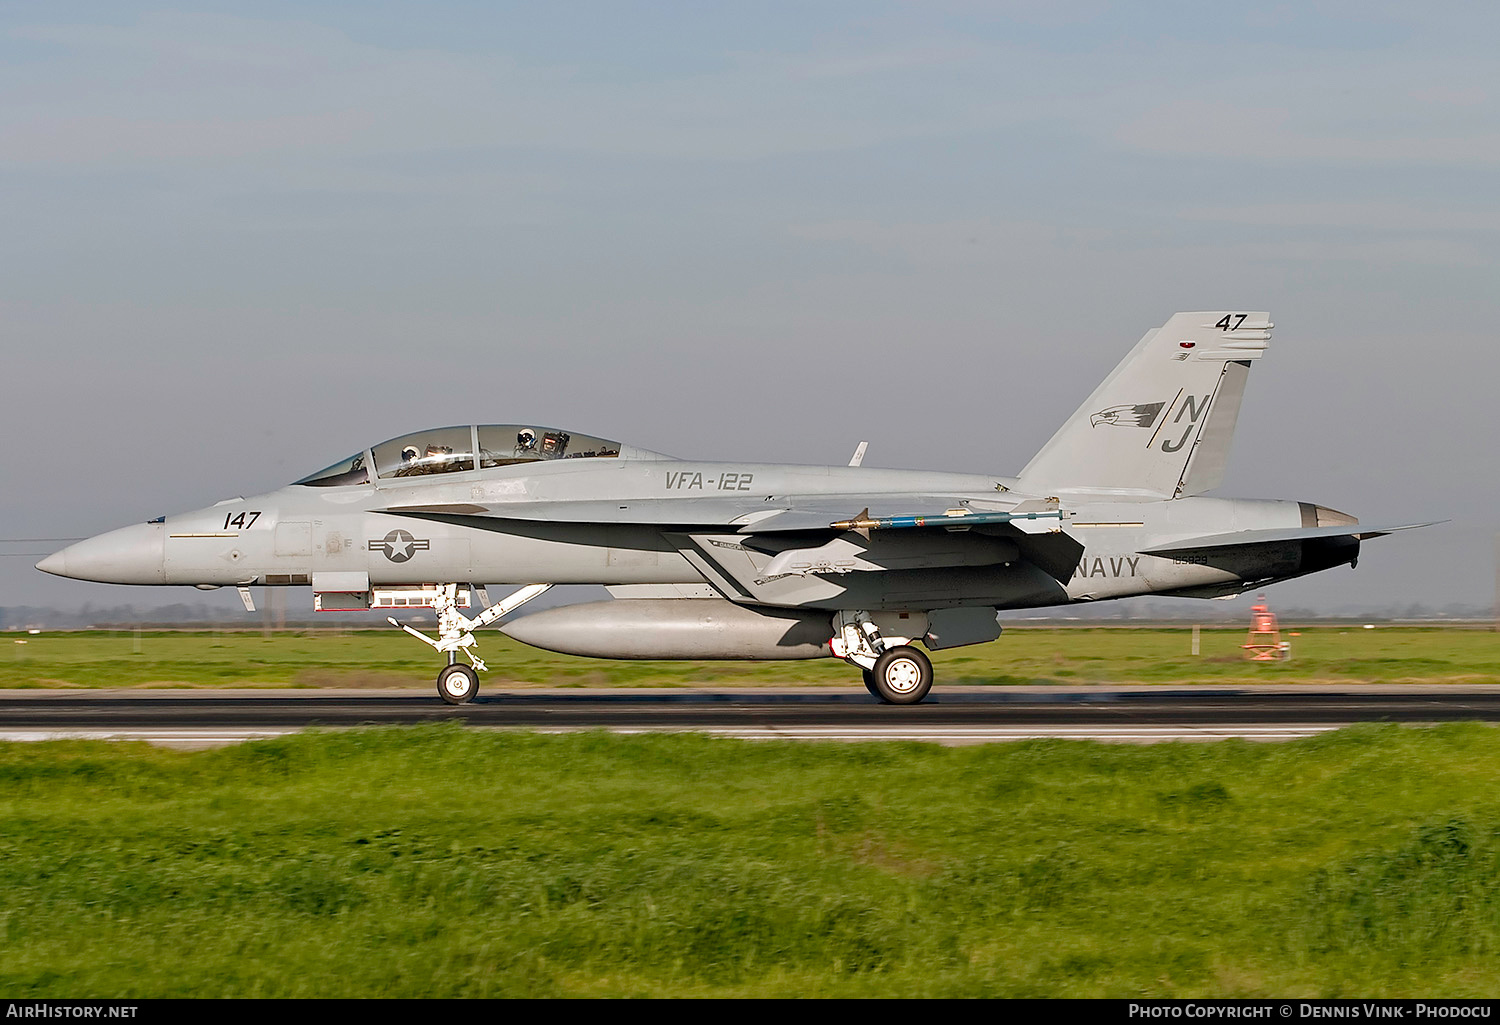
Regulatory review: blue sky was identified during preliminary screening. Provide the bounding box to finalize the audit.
[3,2,1497,612]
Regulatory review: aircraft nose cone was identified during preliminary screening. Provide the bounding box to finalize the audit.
[35,522,166,584]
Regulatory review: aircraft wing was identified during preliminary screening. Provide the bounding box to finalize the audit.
[382,498,773,528]
[1138,521,1440,555]
[662,528,1078,611]
[383,495,1083,608]
[379,495,1062,534]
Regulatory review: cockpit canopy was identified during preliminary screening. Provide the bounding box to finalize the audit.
[293,425,642,487]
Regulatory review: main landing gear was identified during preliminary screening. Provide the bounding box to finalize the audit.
[387,583,552,704]
[833,610,934,705]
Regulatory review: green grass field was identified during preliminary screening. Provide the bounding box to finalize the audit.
[2,625,1497,688]
[6,627,1500,996]
[6,724,1500,997]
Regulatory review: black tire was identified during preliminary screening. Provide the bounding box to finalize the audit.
[436,663,479,704]
[861,667,881,698]
[869,646,933,705]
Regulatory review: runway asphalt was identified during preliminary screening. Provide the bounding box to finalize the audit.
[4,683,1500,747]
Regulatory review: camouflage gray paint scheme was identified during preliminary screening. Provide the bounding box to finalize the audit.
[38,312,1429,704]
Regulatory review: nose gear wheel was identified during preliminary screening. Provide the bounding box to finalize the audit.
[437,662,479,704]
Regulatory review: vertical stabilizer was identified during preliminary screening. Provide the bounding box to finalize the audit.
[1016,312,1272,498]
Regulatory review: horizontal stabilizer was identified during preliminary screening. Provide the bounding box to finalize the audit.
[1139,521,1439,555]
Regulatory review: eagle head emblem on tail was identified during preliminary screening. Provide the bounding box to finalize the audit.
[1089,402,1166,428]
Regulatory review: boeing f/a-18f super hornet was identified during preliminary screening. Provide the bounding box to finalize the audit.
[39,312,1429,704]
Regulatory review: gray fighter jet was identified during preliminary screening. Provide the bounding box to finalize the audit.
[38,312,1429,704]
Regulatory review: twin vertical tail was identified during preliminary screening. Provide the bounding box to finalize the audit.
[1016,312,1272,499]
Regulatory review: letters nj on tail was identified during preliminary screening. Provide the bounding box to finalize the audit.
[1016,311,1273,500]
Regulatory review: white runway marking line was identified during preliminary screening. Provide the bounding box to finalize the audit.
[0,730,294,747]
[0,724,1352,746]
[526,724,1349,744]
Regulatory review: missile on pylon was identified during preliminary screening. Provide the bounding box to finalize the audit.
[829,507,1064,531]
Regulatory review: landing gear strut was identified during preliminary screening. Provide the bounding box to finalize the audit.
[387,583,552,704]
[833,610,934,705]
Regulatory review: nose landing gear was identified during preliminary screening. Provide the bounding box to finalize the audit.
[385,583,553,704]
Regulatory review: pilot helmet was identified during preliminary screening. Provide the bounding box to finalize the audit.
[401,445,420,462]
[517,429,536,449]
